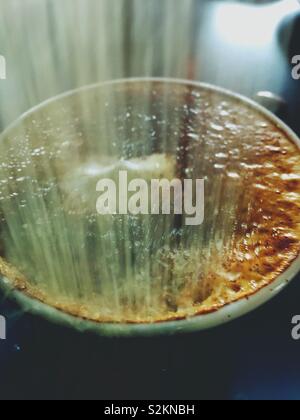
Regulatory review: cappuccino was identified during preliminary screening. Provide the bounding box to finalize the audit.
[0,81,299,324]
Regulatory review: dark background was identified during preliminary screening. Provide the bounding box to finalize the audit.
[1,273,300,400]
[1,0,300,400]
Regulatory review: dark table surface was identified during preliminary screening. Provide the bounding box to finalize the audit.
[1,270,300,401]
[1,0,300,400]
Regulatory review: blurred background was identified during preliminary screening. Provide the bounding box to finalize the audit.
[1,0,300,400]
[0,0,299,129]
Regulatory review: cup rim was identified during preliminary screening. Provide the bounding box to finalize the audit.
[1,77,300,337]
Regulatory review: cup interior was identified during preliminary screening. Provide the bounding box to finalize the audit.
[0,78,299,336]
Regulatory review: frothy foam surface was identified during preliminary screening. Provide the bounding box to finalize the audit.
[0,81,299,323]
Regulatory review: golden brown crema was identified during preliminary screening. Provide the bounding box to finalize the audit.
[0,82,299,324]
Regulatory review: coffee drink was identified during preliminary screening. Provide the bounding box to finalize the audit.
[0,80,299,325]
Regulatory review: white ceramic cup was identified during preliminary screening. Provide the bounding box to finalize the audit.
[0,78,299,337]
